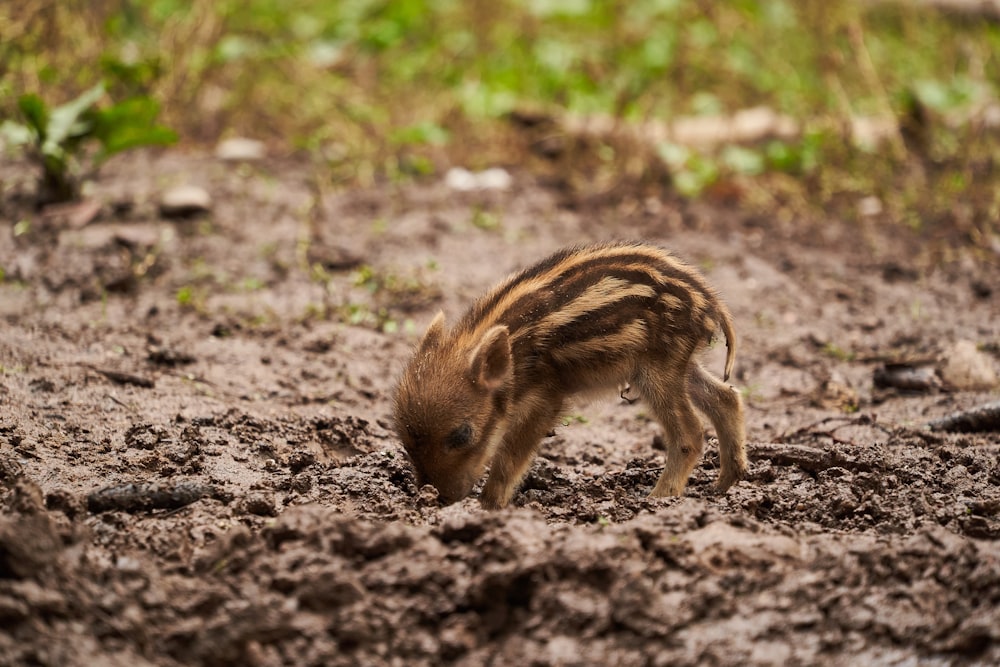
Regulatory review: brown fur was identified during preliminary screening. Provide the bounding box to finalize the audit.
[393,241,747,508]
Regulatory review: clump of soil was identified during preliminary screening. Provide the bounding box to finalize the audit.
[1,150,998,666]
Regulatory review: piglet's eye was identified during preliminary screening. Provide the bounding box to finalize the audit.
[446,423,473,449]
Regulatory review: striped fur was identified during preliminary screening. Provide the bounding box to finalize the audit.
[394,241,747,509]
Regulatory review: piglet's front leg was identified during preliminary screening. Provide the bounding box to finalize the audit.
[480,397,564,509]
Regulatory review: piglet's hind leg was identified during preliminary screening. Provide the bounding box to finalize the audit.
[687,363,747,492]
[635,369,704,497]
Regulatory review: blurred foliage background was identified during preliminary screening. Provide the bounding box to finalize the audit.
[2,0,999,245]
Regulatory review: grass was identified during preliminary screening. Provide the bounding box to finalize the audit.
[3,0,1000,247]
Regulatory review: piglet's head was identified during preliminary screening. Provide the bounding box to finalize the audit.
[393,311,513,504]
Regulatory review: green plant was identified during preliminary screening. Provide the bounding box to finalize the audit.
[239,277,266,292]
[470,207,501,231]
[176,285,208,313]
[822,342,855,362]
[1,82,176,204]
[351,264,439,305]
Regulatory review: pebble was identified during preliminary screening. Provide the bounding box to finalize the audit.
[857,195,883,217]
[445,167,512,191]
[873,364,940,392]
[938,340,998,390]
[159,185,212,218]
[215,137,267,162]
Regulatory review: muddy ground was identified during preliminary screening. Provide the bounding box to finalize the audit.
[1,150,998,666]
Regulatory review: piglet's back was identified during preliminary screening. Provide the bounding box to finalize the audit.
[453,241,734,386]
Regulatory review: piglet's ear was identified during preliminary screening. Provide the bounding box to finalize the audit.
[469,325,511,390]
[417,311,447,354]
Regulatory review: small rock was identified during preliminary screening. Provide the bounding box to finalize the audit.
[445,167,512,191]
[873,363,941,393]
[444,167,477,191]
[215,137,266,162]
[477,167,513,190]
[938,340,998,390]
[857,196,883,217]
[159,185,212,218]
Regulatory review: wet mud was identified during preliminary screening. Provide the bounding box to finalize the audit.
[1,151,998,666]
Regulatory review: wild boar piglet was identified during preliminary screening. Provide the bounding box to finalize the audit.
[393,241,747,509]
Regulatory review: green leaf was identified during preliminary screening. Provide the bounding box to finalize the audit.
[91,96,177,159]
[656,141,690,168]
[215,34,258,62]
[389,121,449,146]
[100,54,162,91]
[721,145,764,176]
[911,77,983,113]
[0,120,35,147]
[46,83,106,148]
[176,286,194,306]
[93,96,159,129]
[105,124,178,159]
[17,94,49,137]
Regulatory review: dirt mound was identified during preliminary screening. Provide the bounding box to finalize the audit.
[2,484,997,666]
